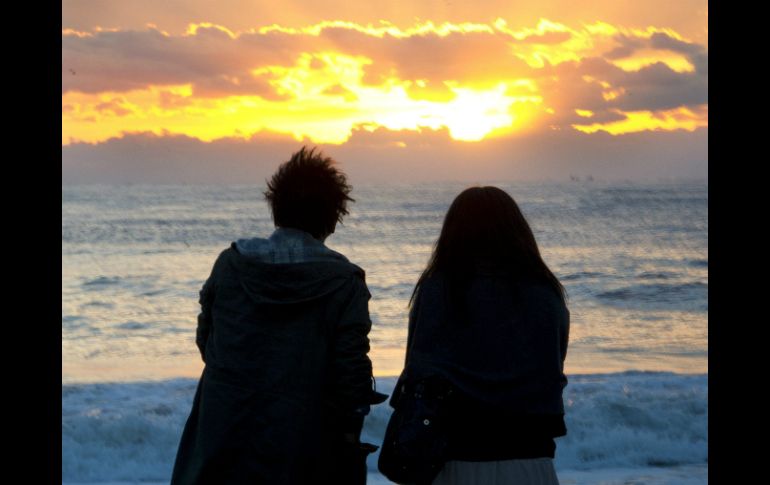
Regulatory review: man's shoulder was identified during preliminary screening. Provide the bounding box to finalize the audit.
[345,261,366,281]
[216,243,367,284]
[212,244,239,267]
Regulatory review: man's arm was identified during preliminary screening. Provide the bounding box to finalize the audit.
[195,259,219,363]
[331,275,375,438]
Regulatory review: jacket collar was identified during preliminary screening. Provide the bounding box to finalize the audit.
[234,227,349,264]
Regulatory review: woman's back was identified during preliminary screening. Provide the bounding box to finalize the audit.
[405,271,569,461]
[409,272,568,398]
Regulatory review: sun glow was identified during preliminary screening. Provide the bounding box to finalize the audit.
[63,51,542,145]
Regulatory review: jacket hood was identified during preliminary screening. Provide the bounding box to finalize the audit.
[235,227,350,265]
[226,228,364,306]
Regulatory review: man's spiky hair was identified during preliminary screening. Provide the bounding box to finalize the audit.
[264,146,354,239]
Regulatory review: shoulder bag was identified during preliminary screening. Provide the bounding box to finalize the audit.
[378,376,455,485]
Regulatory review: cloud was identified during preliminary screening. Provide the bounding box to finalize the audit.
[62,18,707,142]
[62,25,307,96]
[93,97,135,116]
[649,32,708,74]
[572,56,707,112]
[322,84,359,101]
[62,1,710,47]
[62,23,534,96]
[63,19,707,93]
[321,27,532,88]
[158,90,193,109]
[62,125,707,184]
[61,130,303,184]
[528,35,707,130]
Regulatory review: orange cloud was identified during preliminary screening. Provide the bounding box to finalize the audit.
[62,17,707,144]
[572,106,707,135]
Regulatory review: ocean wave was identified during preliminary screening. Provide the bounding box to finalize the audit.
[637,271,678,280]
[596,282,707,311]
[62,372,707,482]
[116,322,151,330]
[561,271,606,281]
[81,300,115,309]
[367,283,415,296]
[62,315,89,330]
[82,276,122,287]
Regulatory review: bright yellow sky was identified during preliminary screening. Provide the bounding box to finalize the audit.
[62,2,707,146]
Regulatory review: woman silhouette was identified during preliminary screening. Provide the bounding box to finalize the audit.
[389,186,569,484]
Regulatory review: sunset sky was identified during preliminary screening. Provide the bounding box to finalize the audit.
[62,0,707,183]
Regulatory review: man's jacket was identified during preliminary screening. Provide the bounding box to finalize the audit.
[171,228,376,484]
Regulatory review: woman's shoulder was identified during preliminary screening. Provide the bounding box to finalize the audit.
[470,274,567,314]
[516,278,562,298]
[418,271,566,310]
[422,270,556,292]
[514,280,570,325]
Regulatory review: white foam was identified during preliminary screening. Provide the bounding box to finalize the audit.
[62,371,706,482]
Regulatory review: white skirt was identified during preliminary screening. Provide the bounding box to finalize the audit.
[431,458,559,485]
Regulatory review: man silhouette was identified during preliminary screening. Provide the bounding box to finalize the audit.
[171,146,386,484]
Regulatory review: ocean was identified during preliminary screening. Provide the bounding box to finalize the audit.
[62,181,708,483]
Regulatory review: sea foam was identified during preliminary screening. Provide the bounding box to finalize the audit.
[62,371,706,482]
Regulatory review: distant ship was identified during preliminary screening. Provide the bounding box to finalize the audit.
[569,174,594,182]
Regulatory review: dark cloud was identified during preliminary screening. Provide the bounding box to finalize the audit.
[62,26,303,96]
[62,126,707,184]
[536,51,707,120]
[62,131,304,184]
[649,32,708,74]
[604,45,637,60]
[573,57,708,112]
[615,62,707,111]
[190,74,290,100]
[605,31,708,76]
[604,34,646,59]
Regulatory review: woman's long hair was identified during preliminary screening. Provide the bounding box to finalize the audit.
[410,186,566,311]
